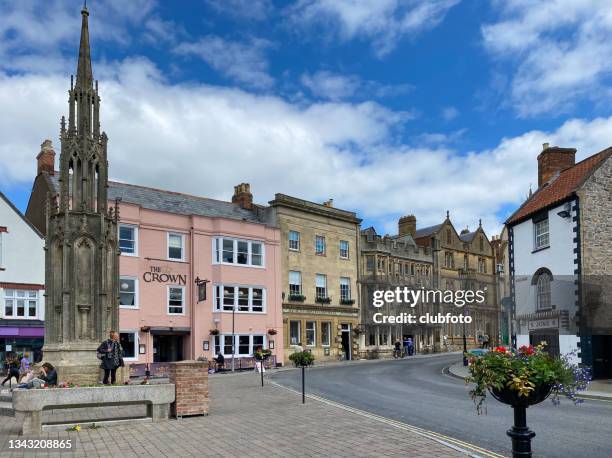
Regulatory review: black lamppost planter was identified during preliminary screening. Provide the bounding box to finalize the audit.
[288,351,315,404]
[255,349,272,387]
[490,384,552,458]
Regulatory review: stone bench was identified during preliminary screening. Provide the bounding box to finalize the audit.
[12,384,175,435]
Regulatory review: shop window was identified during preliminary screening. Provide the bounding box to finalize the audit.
[290,321,301,345]
[321,322,331,347]
[306,321,316,346]
[119,332,138,360]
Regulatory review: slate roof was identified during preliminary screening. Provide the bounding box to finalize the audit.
[459,231,477,242]
[506,148,611,225]
[414,223,443,239]
[47,175,266,224]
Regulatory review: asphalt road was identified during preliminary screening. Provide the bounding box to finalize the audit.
[270,354,612,457]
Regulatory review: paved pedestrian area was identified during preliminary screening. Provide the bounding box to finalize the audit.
[0,372,467,457]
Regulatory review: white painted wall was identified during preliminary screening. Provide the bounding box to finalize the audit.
[0,195,45,320]
[512,199,579,361]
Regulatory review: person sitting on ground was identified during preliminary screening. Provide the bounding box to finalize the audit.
[16,362,57,389]
[215,353,225,372]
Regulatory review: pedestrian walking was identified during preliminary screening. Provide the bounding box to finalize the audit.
[1,356,20,387]
[406,337,414,356]
[393,340,402,358]
[19,353,30,377]
[482,334,489,349]
[97,331,124,384]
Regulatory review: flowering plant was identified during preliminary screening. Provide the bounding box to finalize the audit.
[254,349,272,361]
[466,343,591,414]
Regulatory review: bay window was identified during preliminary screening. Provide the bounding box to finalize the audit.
[213,285,266,313]
[214,237,265,267]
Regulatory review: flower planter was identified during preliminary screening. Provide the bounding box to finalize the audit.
[490,383,552,408]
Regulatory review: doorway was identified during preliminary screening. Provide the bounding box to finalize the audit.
[592,335,612,379]
[341,324,352,360]
[153,335,184,362]
[530,330,560,357]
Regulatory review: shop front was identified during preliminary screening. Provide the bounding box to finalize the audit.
[0,321,44,366]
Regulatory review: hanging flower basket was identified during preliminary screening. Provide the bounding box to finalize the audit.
[255,349,272,361]
[466,343,591,414]
[209,329,220,336]
[267,329,278,336]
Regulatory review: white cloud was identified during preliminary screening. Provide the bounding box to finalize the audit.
[482,0,612,116]
[175,36,274,89]
[300,70,412,101]
[205,0,273,21]
[2,58,612,237]
[441,106,459,120]
[288,0,460,57]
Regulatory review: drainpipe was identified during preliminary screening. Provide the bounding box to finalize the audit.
[190,220,195,360]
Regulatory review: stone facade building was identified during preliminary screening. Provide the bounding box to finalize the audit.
[507,144,611,378]
[358,217,435,357]
[491,227,511,345]
[265,195,361,363]
[414,214,498,350]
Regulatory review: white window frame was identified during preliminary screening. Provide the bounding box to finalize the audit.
[339,240,349,259]
[213,334,266,357]
[167,232,185,261]
[315,235,326,255]
[167,285,185,315]
[119,276,139,309]
[315,274,327,299]
[305,321,316,347]
[212,237,265,268]
[288,230,300,251]
[212,284,267,313]
[289,320,301,345]
[0,233,3,268]
[119,331,139,362]
[534,219,550,250]
[536,273,551,310]
[119,224,138,257]
[340,277,351,301]
[3,289,39,320]
[289,271,302,296]
[321,322,331,347]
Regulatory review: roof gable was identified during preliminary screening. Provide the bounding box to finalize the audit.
[507,148,611,225]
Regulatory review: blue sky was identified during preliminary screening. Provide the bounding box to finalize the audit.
[2,0,612,236]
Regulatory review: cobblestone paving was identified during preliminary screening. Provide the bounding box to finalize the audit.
[0,372,466,457]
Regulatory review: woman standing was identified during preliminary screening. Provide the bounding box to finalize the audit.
[1,356,20,387]
[97,331,124,384]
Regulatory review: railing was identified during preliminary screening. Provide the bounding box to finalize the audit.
[128,356,278,377]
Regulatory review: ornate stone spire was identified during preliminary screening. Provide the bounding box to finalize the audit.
[75,5,93,91]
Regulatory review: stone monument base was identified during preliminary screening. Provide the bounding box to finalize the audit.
[43,343,101,385]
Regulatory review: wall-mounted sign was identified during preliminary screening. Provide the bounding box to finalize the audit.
[139,344,146,354]
[143,266,187,285]
[203,341,209,351]
[528,318,559,331]
[269,340,275,350]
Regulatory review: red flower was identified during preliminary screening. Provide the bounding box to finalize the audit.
[519,345,535,355]
[493,346,507,353]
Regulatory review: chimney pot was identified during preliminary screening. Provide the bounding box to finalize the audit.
[542,142,549,151]
[231,183,253,210]
[36,139,56,175]
[537,146,576,187]
[398,215,417,238]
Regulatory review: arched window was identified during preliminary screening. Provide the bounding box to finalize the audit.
[536,272,551,310]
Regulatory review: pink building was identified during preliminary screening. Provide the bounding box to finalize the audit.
[27,154,284,371]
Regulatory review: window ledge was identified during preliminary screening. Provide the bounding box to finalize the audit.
[532,245,550,254]
[120,306,140,310]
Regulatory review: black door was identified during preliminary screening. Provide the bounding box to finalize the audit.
[530,331,560,357]
[341,331,351,360]
[592,335,612,379]
[153,335,184,362]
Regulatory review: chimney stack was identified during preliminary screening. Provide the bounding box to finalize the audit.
[36,140,56,175]
[232,183,253,210]
[398,215,417,238]
[537,144,576,187]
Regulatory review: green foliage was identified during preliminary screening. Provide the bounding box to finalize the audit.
[466,344,587,414]
[289,351,315,367]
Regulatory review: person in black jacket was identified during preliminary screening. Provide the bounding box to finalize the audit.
[97,331,124,384]
[16,362,57,389]
[1,356,20,387]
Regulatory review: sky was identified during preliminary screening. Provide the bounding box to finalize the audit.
[2,0,612,236]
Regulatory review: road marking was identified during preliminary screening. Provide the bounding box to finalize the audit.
[269,380,505,458]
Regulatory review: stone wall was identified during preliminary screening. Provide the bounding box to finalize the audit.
[168,361,209,418]
[578,154,612,332]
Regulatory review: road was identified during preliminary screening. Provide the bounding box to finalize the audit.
[270,354,612,457]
